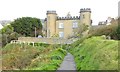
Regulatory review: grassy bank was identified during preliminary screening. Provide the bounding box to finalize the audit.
[69,36,118,70]
[2,43,67,70]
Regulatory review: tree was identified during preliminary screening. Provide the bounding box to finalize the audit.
[0,25,20,47]
[76,23,89,37]
[11,17,42,37]
[0,25,13,34]
[116,17,120,40]
[88,18,118,40]
[0,25,14,46]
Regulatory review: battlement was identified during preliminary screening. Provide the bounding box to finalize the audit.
[43,8,92,38]
[57,16,80,20]
[46,10,57,15]
[80,8,91,13]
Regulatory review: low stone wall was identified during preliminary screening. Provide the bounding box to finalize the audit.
[18,37,74,44]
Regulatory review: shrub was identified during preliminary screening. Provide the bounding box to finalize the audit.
[89,21,118,40]
[57,48,66,55]
[51,55,62,60]
[2,44,40,70]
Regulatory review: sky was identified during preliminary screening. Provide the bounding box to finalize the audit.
[0,0,119,29]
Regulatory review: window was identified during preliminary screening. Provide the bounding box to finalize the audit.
[59,32,64,38]
[59,23,64,28]
[73,22,78,28]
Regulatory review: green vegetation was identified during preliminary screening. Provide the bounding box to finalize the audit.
[0,25,13,34]
[11,17,42,37]
[78,24,89,34]
[71,23,89,38]
[0,17,43,47]
[89,18,119,40]
[2,36,118,70]
[0,25,20,47]
[68,36,118,70]
[116,18,120,39]
[2,43,67,70]
[1,17,119,71]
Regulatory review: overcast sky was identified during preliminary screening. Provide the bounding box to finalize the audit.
[0,0,119,29]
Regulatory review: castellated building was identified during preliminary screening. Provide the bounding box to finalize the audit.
[42,8,92,39]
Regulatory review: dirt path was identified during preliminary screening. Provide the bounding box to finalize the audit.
[57,52,76,71]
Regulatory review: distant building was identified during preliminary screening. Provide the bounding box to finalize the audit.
[98,17,112,25]
[42,8,92,39]
[0,20,11,27]
[98,21,107,25]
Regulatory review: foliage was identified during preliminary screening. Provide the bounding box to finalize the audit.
[66,36,89,51]
[69,36,118,70]
[0,25,13,34]
[78,24,89,35]
[116,18,120,39]
[89,18,118,40]
[8,32,20,40]
[2,43,67,70]
[0,25,21,47]
[29,42,49,47]
[69,23,89,38]
[27,45,67,70]
[10,17,42,37]
[2,44,40,70]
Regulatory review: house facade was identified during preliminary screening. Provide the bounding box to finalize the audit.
[42,8,92,39]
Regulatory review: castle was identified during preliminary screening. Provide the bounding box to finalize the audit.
[42,8,92,39]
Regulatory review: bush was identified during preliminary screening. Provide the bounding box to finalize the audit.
[57,48,67,55]
[2,44,40,70]
[89,19,118,40]
[2,42,67,70]
[29,42,49,47]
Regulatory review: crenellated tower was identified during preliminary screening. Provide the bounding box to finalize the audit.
[43,8,92,38]
[46,10,57,38]
[80,8,91,27]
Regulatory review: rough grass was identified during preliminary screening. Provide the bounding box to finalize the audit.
[27,47,67,70]
[2,43,67,70]
[2,36,118,70]
[69,36,118,70]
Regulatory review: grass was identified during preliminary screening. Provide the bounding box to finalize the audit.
[2,36,118,70]
[2,43,67,70]
[27,47,67,70]
[69,36,118,70]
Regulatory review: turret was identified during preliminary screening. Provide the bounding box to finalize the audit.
[80,8,91,27]
[46,10,57,38]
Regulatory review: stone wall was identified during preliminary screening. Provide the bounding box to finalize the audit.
[18,37,75,44]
